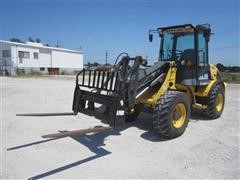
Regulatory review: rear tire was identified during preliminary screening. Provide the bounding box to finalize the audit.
[153,91,190,138]
[206,83,225,119]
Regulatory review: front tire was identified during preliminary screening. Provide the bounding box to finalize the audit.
[206,83,225,119]
[153,91,190,138]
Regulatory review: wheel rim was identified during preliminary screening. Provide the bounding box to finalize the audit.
[216,93,224,112]
[172,103,186,128]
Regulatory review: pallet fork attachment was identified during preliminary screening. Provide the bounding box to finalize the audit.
[72,69,119,127]
[42,126,113,139]
[16,55,148,138]
[16,112,77,116]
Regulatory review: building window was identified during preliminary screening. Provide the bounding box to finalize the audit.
[2,50,11,57]
[40,67,45,71]
[34,52,39,59]
[18,51,30,59]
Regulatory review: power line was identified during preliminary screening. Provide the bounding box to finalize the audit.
[210,44,239,53]
[105,50,108,65]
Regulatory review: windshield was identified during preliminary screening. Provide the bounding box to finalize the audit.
[159,32,194,61]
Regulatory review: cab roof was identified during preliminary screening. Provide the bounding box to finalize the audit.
[157,23,211,33]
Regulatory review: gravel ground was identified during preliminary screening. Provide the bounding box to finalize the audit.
[1,76,239,179]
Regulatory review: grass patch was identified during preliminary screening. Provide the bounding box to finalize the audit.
[60,70,75,75]
[16,70,43,78]
[221,72,240,84]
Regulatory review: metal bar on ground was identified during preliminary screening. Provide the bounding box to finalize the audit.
[42,126,113,138]
[16,112,77,116]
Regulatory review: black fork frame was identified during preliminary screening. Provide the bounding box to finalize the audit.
[72,55,148,128]
[72,69,119,127]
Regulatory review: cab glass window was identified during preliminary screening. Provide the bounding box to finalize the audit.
[198,32,207,66]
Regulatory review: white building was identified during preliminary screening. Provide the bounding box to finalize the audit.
[0,40,83,75]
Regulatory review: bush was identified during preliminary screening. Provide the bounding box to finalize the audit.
[28,71,42,76]
[16,70,42,77]
[221,72,240,83]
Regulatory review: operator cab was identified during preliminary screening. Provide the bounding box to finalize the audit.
[149,24,211,86]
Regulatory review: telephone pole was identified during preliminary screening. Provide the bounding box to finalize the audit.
[105,50,108,65]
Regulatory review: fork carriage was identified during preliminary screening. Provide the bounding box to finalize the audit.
[72,69,119,127]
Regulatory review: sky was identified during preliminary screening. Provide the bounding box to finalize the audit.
[0,0,239,66]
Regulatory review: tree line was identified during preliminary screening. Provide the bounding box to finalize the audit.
[216,63,240,72]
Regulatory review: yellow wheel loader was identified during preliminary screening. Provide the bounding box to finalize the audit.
[71,23,226,138]
[18,24,226,139]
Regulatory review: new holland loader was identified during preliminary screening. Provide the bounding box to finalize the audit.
[18,23,226,139]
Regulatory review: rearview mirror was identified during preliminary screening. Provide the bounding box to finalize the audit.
[149,34,153,42]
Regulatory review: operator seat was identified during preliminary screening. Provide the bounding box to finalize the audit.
[176,48,197,85]
[180,49,196,66]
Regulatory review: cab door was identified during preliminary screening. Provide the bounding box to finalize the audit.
[197,31,210,85]
[175,33,197,86]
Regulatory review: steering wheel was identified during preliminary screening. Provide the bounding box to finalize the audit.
[170,49,182,61]
[174,49,183,53]
[167,49,182,60]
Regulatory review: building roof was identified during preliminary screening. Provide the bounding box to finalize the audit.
[0,40,83,54]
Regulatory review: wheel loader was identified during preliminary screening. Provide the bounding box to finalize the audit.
[71,23,226,138]
[18,23,226,139]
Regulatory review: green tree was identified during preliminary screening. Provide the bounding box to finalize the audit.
[216,63,225,72]
[10,38,22,43]
[36,38,41,43]
[28,37,35,42]
[93,62,99,66]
